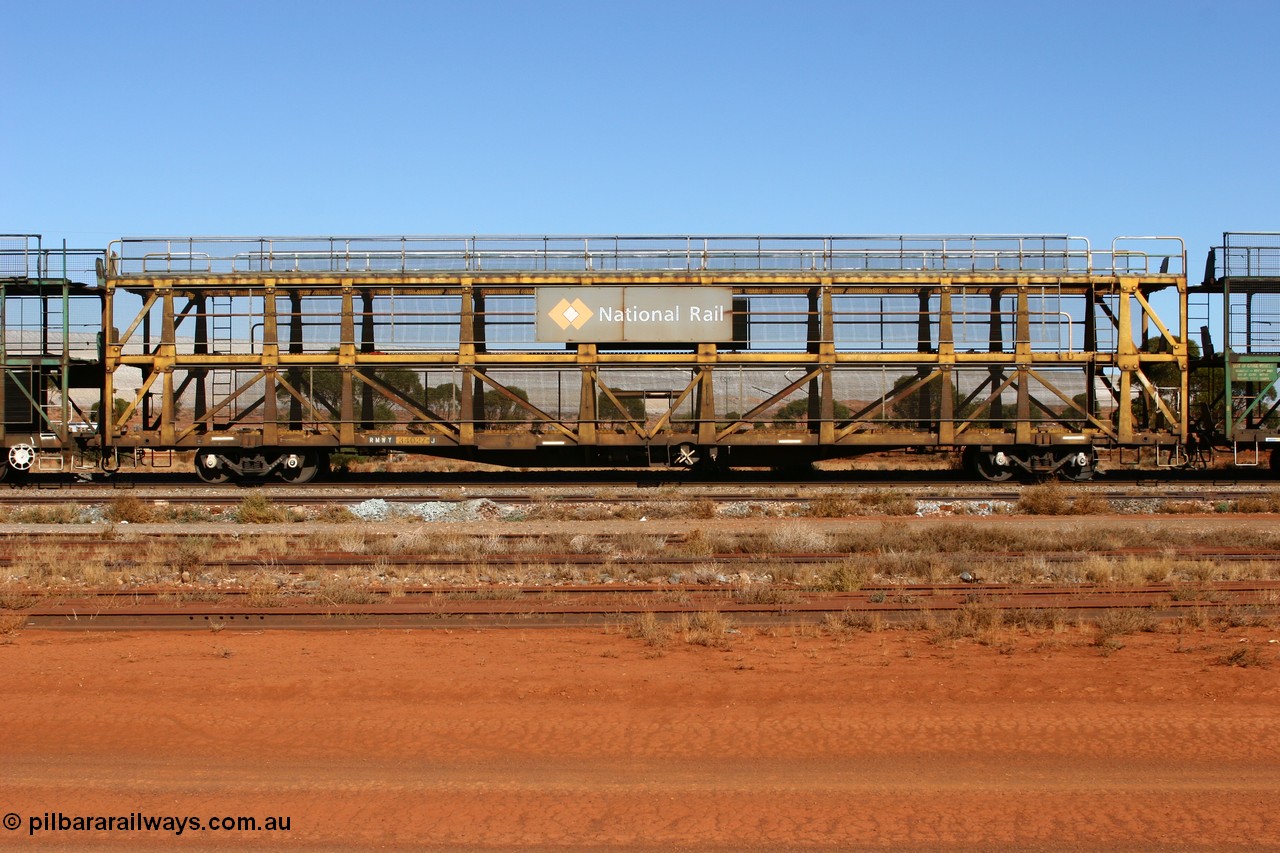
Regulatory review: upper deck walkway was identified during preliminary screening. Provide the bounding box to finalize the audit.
[1203,232,1280,288]
[106,234,1186,285]
[0,235,100,289]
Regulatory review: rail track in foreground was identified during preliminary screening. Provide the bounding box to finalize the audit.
[2,462,1279,500]
[7,579,1278,630]
[6,542,1280,572]
[0,483,1277,511]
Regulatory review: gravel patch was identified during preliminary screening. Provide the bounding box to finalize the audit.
[348,498,513,522]
[916,500,1014,517]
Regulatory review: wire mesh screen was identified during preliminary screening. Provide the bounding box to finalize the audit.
[114,235,1113,275]
[0,236,37,278]
[1228,291,1280,354]
[1221,232,1280,278]
[45,250,100,286]
[0,238,100,285]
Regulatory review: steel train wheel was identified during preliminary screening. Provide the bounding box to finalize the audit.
[278,451,323,484]
[964,447,1014,482]
[8,444,35,472]
[1057,449,1097,482]
[195,452,231,485]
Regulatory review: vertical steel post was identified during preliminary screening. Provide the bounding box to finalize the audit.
[938,281,955,444]
[262,281,279,445]
[458,280,475,445]
[193,291,207,428]
[696,344,716,446]
[288,290,303,428]
[60,241,70,446]
[360,289,375,429]
[339,280,355,445]
[160,286,176,445]
[1014,280,1032,445]
[819,280,835,444]
[578,349,596,446]
[988,288,1005,425]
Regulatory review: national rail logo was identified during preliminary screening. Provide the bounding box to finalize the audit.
[548,297,593,330]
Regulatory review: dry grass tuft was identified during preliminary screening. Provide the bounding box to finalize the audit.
[1158,500,1212,514]
[1017,483,1105,515]
[317,577,380,606]
[1016,484,1072,515]
[172,538,213,576]
[568,534,612,555]
[1229,494,1280,514]
[686,498,719,519]
[857,490,919,515]
[823,610,884,634]
[8,503,81,524]
[613,532,666,558]
[680,610,734,647]
[1211,605,1274,629]
[1005,607,1068,633]
[678,528,734,558]
[235,493,290,524]
[820,559,874,591]
[1069,491,1112,514]
[732,585,800,605]
[808,494,859,518]
[105,495,157,523]
[1093,608,1157,650]
[934,602,1005,641]
[762,523,832,554]
[314,505,359,523]
[0,587,39,610]
[172,504,215,523]
[1217,646,1270,668]
[810,491,917,518]
[626,611,670,647]
[245,579,285,608]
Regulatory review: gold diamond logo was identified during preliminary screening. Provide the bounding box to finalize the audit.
[549,297,592,330]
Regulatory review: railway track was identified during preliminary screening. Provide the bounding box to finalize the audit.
[0,482,1276,510]
[4,461,1279,493]
[5,578,1277,631]
[2,468,1277,630]
[4,544,1280,573]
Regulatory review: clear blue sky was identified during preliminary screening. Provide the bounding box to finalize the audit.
[3,0,1276,265]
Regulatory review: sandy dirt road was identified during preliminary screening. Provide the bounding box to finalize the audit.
[1,625,1278,851]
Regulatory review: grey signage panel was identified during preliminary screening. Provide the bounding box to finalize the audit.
[536,286,734,343]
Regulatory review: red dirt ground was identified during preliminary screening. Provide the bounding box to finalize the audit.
[1,625,1278,852]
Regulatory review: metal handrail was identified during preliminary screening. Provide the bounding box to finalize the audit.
[110,234,1134,277]
[141,252,213,273]
[1109,236,1187,276]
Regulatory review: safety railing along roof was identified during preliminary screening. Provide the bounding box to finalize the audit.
[1211,232,1280,279]
[108,234,1186,277]
[0,235,102,286]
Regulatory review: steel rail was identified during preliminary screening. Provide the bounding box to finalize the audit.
[0,484,1277,508]
[10,578,1279,600]
[5,545,1280,572]
[9,580,1277,630]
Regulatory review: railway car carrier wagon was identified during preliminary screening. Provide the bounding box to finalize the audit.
[0,235,102,480]
[1199,232,1280,471]
[96,234,1190,483]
